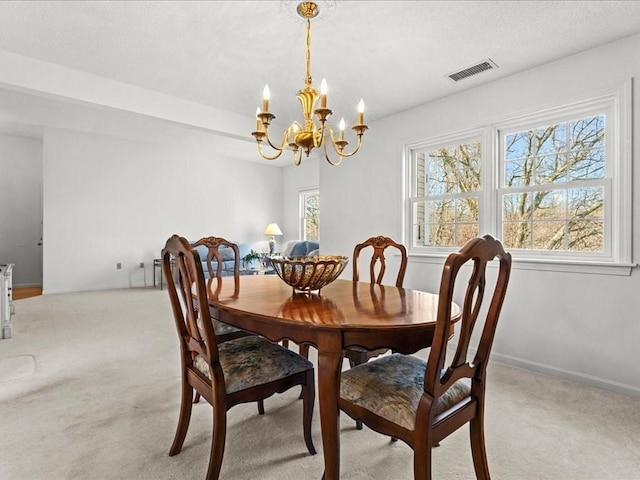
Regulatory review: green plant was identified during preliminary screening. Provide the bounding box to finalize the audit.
[242,249,261,267]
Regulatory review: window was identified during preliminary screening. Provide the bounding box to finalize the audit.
[409,132,483,249]
[300,189,319,241]
[500,114,606,254]
[405,84,632,274]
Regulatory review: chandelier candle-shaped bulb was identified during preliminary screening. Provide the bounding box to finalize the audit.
[262,85,270,112]
[338,118,345,141]
[357,99,365,125]
[320,78,328,108]
[256,107,262,132]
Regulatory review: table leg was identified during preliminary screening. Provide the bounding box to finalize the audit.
[317,332,343,480]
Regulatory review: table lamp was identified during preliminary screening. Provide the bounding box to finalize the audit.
[264,223,283,255]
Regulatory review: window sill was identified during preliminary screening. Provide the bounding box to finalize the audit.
[407,252,636,276]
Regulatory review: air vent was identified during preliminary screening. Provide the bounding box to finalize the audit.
[447,59,498,82]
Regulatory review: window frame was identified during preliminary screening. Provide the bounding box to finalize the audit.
[404,81,633,275]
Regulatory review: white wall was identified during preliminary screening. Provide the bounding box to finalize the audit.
[320,33,640,395]
[0,133,42,286]
[42,127,282,294]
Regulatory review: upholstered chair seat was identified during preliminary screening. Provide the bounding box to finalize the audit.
[213,320,243,339]
[340,354,470,431]
[194,336,314,394]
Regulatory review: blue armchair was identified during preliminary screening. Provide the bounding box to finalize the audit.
[283,240,320,256]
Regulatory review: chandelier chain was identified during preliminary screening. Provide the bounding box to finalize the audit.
[305,19,312,88]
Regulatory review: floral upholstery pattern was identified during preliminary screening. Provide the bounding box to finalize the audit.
[196,314,242,338]
[340,353,471,431]
[194,336,313,394]
[213,319,242,337]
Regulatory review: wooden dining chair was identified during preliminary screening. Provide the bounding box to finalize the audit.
[339,235,512,480]
[347,235,409,430]
[294,235,406,431]
[346,235,408,367]
[192,237,249,343]
[162,235,316,480]
[190,236,256,405]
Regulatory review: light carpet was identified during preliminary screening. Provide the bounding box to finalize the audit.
[1,288,638,480]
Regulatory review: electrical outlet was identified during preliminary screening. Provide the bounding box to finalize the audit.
[116,262,122,270]
[139,262,145,268]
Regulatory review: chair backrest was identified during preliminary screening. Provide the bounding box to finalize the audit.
[352,235,408,288]
[162,235,220,375]
[192,236,240,299]
[424,235,512,402]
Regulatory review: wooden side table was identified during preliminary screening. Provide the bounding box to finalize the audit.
[153,258,175,290]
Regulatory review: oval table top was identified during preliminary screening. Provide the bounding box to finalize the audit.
[206,275,457,328]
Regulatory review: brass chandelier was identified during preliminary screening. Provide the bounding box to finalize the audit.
[252,1,368,166]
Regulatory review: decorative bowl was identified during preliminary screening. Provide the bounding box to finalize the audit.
[270,255,349,293]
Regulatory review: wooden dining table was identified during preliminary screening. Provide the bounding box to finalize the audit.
[205,274,459,480]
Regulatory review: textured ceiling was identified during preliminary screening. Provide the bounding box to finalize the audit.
[1,1,640,156]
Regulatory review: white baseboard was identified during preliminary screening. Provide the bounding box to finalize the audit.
[491,352,640,398]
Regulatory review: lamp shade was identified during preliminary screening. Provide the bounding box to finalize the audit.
[264,223,283,236]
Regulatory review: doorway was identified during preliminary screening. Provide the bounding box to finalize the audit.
[0,132,44,293]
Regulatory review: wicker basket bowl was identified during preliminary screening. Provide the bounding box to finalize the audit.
[270,255,349,293]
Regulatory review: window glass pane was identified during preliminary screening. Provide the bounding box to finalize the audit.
[301,190,319,241]
[536,153,567,184]
[412,201,427,246]
[413,221,427,246]
[567,220,604,251]
[568,115,605,183]
[568,147,605,180]
[569,116,604,151]
[568,187,604,218]
[536,124,566,155]
[428,199,455,223]
[533,221,566,249]
[429,222,455,247]
[503,193,532,221]
[304,218,319,241]
[503,222,532,249]
[503,118,606,186]
[415,154,426,197]
[427,143,481,195]
[423,199,479,247]
[456,197,479,222]
[504,159,527,187]
[427,163,449,195]
[455,223,479,245]
[458,143,481,192]
[502,188,604,252]
[533,190,565,220]
[505,132,529,161]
